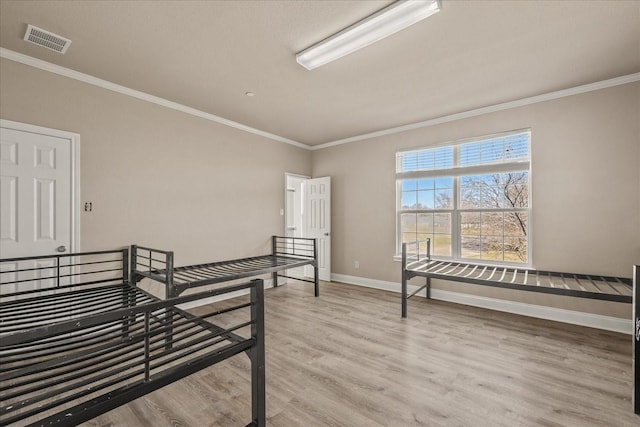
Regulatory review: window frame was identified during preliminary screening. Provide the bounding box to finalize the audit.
[395,129,532,267]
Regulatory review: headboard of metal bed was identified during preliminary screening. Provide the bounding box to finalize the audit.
[0,248,129,306]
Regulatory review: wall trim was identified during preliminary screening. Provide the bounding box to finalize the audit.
[311,72,640,150]
[0,48,308,150]
[331,273,632,335]
[3,48,638,152]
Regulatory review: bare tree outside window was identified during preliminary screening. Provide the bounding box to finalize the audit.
[460,172,528,262]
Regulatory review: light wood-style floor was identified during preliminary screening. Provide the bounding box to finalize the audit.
[83,280,637,427]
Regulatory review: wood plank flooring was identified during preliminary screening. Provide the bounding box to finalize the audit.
[82,280,637,427]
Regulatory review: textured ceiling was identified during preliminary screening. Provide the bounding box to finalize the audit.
[1,0,639,146]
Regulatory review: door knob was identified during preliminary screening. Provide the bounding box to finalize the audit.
[56,245,67,253]
[324,233,330,236]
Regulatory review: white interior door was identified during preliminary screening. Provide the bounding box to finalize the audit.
[304,176,331,281]
[1,123,75,259]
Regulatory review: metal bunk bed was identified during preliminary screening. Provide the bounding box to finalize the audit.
[401,238,639,414]
[0,249,266,426]
[131,235,319,299]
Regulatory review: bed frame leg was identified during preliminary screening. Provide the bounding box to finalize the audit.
[165,252,175,351]
[402,242,407,318]
[271,236,279,288]
[633,265,639,415]
[313,263,320,297]
[250,279,266,426]
[313,238,319,297]
[402,279,407,318]
[426,277,431,299]
[121,248,133,338]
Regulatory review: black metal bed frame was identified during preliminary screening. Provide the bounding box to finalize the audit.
[401,238,639,414]
[0,249,266,426]
[131,235,320,299]
[634,265,639,415]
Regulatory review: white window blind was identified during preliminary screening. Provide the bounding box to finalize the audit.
[459,132,529,167]
[397,146,454,172]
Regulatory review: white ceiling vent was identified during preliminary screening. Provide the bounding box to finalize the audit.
[23,24,72,54]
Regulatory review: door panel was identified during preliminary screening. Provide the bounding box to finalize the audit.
[0,175,18,242]
[1,126,72,258]
[35,178,56,240]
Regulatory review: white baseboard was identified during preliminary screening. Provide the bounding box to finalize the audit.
[331,273,632,335]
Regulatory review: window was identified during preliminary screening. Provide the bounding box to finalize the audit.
[396,130,530,264]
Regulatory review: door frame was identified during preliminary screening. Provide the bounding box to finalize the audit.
[1,119,81,253]
[284,172,309,236]
[284,173,310,281]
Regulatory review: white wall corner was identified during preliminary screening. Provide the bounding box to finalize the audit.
[331,273,632,335]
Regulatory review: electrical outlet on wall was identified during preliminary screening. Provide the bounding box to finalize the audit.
[354,261,359,269]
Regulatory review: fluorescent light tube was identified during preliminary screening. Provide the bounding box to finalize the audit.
[296,0,441,70]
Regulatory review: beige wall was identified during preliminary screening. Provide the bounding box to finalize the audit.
[312,82,640,318]
[0,58,311,266]
[1,57,638,318]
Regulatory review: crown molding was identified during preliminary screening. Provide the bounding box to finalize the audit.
[310,72,640,151]
[0,48,310,150]
[3,48,638,152]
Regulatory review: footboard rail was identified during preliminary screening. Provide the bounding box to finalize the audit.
[0,248,129,302]
[131,245,175,298]
[272,235,319,297]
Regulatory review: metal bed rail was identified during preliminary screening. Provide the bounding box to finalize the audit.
[0,283,157,337]
[131,245,175,297]
[167,255,316,296]
[272,235,316,260]
[402,239,633,318]
[0,278,266,426]
[401,240,430,318]
[634,265,639,415]
[272,235,319,297]
[132,237,319,299]
[0,249,129,303]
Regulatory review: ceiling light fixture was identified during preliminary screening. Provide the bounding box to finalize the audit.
[296,0,441,70]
